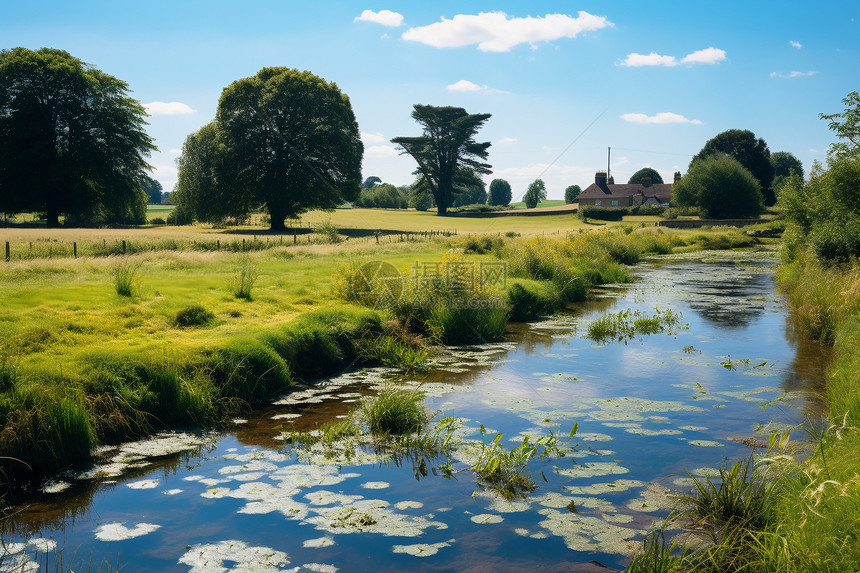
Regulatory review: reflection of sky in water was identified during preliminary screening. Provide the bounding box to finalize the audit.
[1,252,829,572]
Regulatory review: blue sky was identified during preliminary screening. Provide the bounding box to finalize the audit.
[3,1,857,200]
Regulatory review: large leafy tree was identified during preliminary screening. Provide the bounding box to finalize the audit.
[0,48,155,226]
[216,68,363,230]
[488,178,512,206]
[771,151,804,180]
[392,105,491,215]
[820,91,860,159]
[142,174,163,204]
[564,184,582,203]
[524,179,547,209]
[627,167,664,185]
[691,129,775,206]
[673,154,763,219]
[173,121,239,223]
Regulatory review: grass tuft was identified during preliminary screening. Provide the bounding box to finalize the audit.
[231,255,258,300]
[174,304,215,328]
[112,258,140,296]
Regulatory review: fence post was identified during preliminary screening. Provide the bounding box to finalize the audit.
[5,241,9,262]
[73,242,77,258]
[242,238,246,251]
[122,240,126,254]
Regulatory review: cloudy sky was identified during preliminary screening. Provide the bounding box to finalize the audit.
[3,1,857,199]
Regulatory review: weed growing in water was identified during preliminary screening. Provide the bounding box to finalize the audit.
[471,423,577,500]
[231,255,258,300]
[112,258,141,296]
[588,308,684,343]
[359,386,428,436]
[625,520,688,573]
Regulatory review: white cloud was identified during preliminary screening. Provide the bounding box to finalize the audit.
[447,80,482,92]
[770,70,816,78]
[354,9,404,27]
[680,47,726,65]
[621,52,677,67]
[445,80,509,93]
[790,40,803,49]
[143,101,197,116]
[169,148,182,155]
[364,145,399,158]
[621,47,726,67]
[497,137,518,144]
[402,11,611,52]
[361,131,386,144]
[621,112,702,125]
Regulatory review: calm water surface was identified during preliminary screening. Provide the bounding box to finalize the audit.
[1,252,829,572]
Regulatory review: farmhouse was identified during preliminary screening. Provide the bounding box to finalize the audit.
[577,171,675,207]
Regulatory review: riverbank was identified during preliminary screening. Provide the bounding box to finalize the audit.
[0,221,767,494]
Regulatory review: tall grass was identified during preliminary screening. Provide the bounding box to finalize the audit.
[231,255,258,300]
[359,386,428,436]
[111,258,140,296]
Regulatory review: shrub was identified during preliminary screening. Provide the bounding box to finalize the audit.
[315,219,343,244]
[150,217,167,225]
[673,154,764,218]
[455,235,504,254]
[174,304,215,327]
[579,206,629,221]
[631,204,665,216]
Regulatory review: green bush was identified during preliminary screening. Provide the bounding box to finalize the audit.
[455,235,504,254]
[673,154,764,218]
[631,204,665,216]
[579,206,629,221]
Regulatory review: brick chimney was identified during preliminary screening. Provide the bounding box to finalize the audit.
[595,171,610,193]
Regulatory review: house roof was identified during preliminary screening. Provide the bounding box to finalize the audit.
[579,182,673,202]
